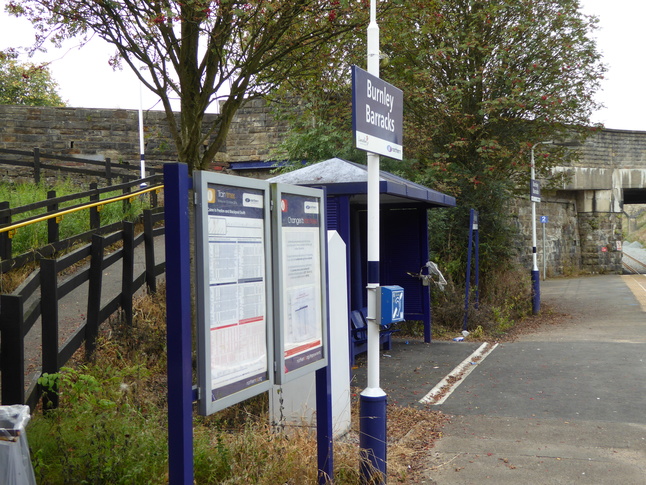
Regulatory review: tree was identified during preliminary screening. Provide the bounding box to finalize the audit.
[0,50,66,106]
[379,0,605,279]
[268,2,398,166]
[272,0,605,282]
[7,0,367,172]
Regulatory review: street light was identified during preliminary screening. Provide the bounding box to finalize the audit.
[529,139,581,314]
[529,141,551,314]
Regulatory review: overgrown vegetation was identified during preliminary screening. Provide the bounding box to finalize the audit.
[397,264,533,340]
[27,284,447,484]
[623,205,646,245]
[0,179,150,256]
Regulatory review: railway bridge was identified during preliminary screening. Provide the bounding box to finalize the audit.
[526,128,646,277]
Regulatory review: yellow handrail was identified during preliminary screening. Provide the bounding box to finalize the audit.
[0,184,164,235]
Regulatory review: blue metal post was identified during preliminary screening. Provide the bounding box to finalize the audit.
[474,212,480,309]
[316,366,333,484]
[360,393,387,481]
[164,163,194,485]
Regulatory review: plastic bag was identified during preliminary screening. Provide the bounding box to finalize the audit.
[0,405,37,485]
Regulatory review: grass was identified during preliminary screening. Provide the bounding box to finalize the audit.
[27,284,448,484]
[0,178,151,257]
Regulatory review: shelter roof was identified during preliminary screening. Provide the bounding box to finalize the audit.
[267,158,456,207]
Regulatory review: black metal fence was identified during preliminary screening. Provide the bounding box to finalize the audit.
[0,174,163,272]
[0,209,165,409]
[0,147,161,185]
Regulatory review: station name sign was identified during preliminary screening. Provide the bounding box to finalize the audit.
[352,65,403,160]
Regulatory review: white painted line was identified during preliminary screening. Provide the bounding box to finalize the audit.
[419,342,499,405]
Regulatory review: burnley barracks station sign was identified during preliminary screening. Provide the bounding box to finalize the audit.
[352,65,404,160]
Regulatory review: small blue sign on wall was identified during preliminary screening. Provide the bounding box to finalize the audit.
[379,286,405,325]
[540,216,548,223]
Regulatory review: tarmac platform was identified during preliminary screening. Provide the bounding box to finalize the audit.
[352,274,646,484]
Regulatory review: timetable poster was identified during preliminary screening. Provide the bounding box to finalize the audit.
[206,183,268,401]
[279,194,324,373]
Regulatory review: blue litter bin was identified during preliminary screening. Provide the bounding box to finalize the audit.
[0,405,36,485]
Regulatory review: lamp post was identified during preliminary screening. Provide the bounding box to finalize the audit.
[359,1,388,482]
[529,141,552,314]
[529,140,581,314]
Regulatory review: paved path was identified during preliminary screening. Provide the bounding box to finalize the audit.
[422,275,646,484]
[20,233,165,387]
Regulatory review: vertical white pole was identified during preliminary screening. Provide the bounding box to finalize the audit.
[542,222,546,280]
[359,1,388,482]
[365,0,381,394]
[530,146,539,314]
[138,77,146,185]
[530,142,552,314]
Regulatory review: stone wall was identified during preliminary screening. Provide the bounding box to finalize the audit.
[574,128,646,170]
[512,193,582,276]
[0,99,287,170]
[512,190,622,276]
[577,212,623,274]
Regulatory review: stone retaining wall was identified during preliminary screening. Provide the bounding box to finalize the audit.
[513,191,622,276]
[0,99,287,169]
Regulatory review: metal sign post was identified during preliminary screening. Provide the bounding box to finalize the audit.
[463,209,479,332]
[164,163,194,485]
[359,1,387,482]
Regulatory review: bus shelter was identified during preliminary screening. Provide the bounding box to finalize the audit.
[268,158,456,343]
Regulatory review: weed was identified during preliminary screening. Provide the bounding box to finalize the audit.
[429,264,533,339]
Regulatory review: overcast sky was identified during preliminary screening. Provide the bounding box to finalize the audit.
[0,0,644,131]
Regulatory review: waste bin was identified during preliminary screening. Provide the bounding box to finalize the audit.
[0,405,37,485]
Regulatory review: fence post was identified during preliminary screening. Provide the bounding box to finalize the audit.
[33,147,41,185]
[0,294,25,404]
[105,157,112,185]
[89,182,100,230]
[121,222,135,326]
[143,209,157,293]
[86,234,105,358]
[40,258,60,408]
[0,201,12,261]
[122,178,132,215]
[151,186,158,208]
[47,190,59,245]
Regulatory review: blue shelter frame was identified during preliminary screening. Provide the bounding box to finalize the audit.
[267,158,456,344]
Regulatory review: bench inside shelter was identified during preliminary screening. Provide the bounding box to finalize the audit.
[350,308,401,365]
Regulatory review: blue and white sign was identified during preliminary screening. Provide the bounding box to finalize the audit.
[540,216,548,224]
[379,285,405,325]
[352,65,403,160]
